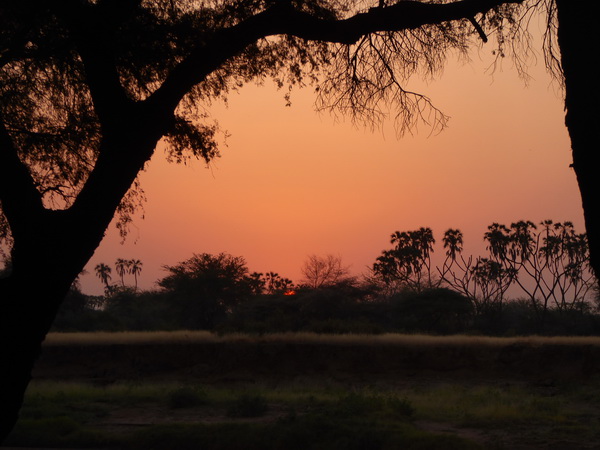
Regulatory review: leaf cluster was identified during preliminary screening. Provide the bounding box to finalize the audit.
[1,0,535,251]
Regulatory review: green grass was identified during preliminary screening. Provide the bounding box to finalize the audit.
[3,382,463,448]
[403,384,563,425]
[13,332,600,448]
[7,378,600,449]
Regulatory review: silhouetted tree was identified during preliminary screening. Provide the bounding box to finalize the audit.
[0,259,11,279]
[240,271,295,295]
[129,259,143,289]
[372,227,438,294]
[439,228,517,314]
[484,220,594,314]
[552,0,600,281]
[94,263,113,293]
[5,0,594,441]
[389,288,473,334]
[115,258,131,287]
[51,284,94,331]
[246,271,266,295]
[439,221,593,322]
[301,254,352,289]
[262,271,295,294]
[158,252,256,329]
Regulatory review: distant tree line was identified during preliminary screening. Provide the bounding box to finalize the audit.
[51,220,599,336]
[370,220,596,320]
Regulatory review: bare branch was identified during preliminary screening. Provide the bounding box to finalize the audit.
[149,0,524,113]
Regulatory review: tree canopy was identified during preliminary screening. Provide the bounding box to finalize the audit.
[0,0,530,248]
[4,0,598,443]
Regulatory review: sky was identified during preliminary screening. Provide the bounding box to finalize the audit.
[80,40,584,295]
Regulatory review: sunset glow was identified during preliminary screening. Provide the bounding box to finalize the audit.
[81,47,582,294]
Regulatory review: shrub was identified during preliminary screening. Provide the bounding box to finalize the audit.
[390,288,473,334]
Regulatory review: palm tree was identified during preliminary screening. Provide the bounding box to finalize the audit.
[129,259,143,290]
[94,263,112,291]
[115,258,130,287]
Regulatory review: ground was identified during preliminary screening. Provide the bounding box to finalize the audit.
[5,332,600,449]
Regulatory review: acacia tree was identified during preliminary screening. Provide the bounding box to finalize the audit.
[1,0,594,441]
[301,254,351,288]
[158,252,256,329]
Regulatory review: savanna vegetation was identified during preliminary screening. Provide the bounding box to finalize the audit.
[7,377,600,449]
[2,0,600,442]
[7,219,599,448]
[6,332,600,449]
[53,220,598,336]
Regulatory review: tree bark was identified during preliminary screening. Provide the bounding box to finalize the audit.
[0,124,162,442]
[0,0,540,441]
[555,0,600,281]
[0,270,72,440]
[0,216,115,442]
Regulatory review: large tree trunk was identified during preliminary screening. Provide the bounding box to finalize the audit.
[555,0,600,280]
[0,122,163,442]
[0,273,72,440]
[0,206,114,442]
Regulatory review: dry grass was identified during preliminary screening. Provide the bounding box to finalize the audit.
[43,331,600,347]
[24,332,600,449]
[38,331,600,391]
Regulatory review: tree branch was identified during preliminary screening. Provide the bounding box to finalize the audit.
[149,0,523,111]
[0,114,45,237]
[468,16,488,42]
[54,1,133,128]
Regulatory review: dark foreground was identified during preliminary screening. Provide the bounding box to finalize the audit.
[5,332,600,449]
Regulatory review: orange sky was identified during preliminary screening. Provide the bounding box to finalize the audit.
[81,46,583,294]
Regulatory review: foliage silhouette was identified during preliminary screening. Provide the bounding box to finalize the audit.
[129,259,143,290]
[1,0,598,441]
[440,221,595,324]
[262,271,295,295]
[51,282,600,336]
[48,249,600,336]
[371,221,595,332]
[158,253,259,330]
[94,263,112,293]
[372,227,438,294]
[115,258,131,287]
[388,288,473,334]
[300,254,352,289]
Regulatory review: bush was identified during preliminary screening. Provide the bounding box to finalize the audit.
[390,288,473,334]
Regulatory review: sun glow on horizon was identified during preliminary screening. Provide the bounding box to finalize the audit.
[81,51,582,295]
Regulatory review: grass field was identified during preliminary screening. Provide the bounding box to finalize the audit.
[42,330,600,346]
[5,332,600,449]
